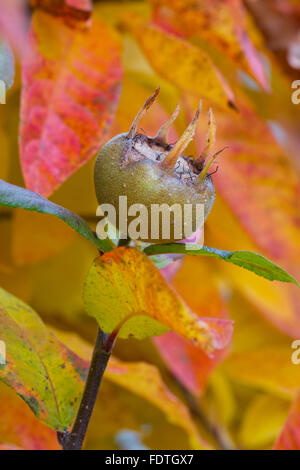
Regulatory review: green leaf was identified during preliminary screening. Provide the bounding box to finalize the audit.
[0,287,87,431]
[0,179,112,253]
[144,244,300,286]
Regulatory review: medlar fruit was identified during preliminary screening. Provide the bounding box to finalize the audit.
[94,88,225,243]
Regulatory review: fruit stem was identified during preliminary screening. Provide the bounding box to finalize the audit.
[160,101,202,170]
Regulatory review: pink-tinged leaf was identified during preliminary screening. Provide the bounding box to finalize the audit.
[274,391,300,450]
[154,332,226,395]
[20,10,122,197]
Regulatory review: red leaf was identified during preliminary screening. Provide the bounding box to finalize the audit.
[20,11,122,197]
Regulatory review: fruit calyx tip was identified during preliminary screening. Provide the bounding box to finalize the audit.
[159,100,202,171]
[128,86,160,140]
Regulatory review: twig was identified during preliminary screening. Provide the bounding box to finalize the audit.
[171,374,237,450]
[186,392,237,450]
[57,328,115,450]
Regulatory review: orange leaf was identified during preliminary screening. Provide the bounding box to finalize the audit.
[0,382,59,450]
[212,108,300,264]
[197,89,300,258]
[20,10,122,197]
[83,247,233,354]
[0,444,23,450]
[151,0,269,91]
[193,101,300,336]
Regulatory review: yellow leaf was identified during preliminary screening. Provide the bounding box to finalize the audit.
[122,14,235,110]
[239,394,289,449]
[223,346,300,399]
[208,371,236,426]
[227,291,290,354]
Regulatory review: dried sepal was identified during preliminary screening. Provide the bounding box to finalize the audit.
[197,146,228,185]
[155,104,180,145]
[128,87,160,139]
[160,101,202,170]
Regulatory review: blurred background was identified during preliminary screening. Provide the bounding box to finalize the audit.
[0,0,300,450]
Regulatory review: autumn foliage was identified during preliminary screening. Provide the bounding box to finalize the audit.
[0,0,300,451]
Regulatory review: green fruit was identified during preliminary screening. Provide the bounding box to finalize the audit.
[94,88,225,243]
